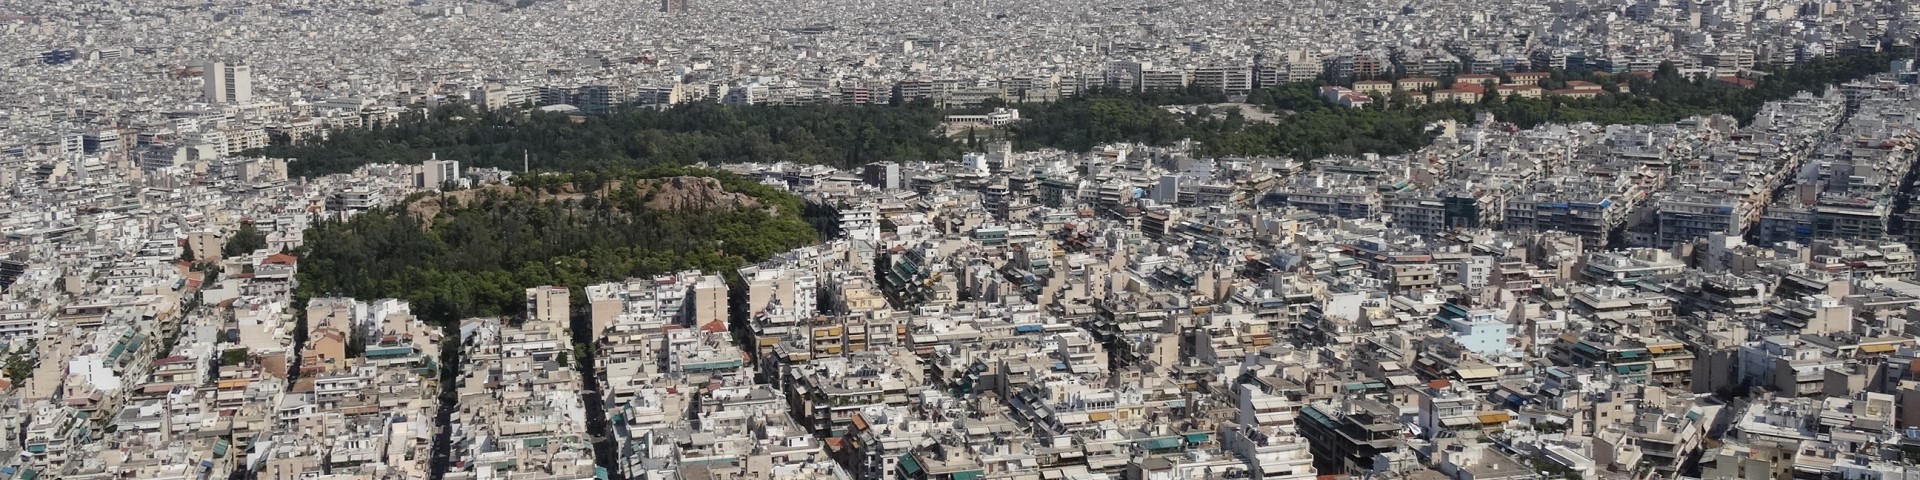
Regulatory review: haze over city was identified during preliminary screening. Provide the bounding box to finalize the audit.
[4,1,1920,480]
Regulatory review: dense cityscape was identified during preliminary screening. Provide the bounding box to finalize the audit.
[7,0,1920,480]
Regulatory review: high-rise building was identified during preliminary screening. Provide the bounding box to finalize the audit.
[202,61,253,104]
[1191,64,1254,95]
[687,274,728,328]
[862,162,901,190]
[1104,61,1148,91]
[421,154,461,190]
[202,62,224,103]
[525,286,571,339]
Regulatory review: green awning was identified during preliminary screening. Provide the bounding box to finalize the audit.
[367,345,416,359]
[1184,433,1211,443]
[1139,437,1183,451]
[524,437,547,448]
[1301,406,1334,426]
[952,470,984,480]
[900,454,922,475]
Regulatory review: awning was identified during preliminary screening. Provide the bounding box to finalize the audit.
[1861,344,1896,354]
[1456,367,1500,379]
[900,454,922,475]
[1386,375,1423,387]
[1477,412,1512,424]
[1088,411,1112,422]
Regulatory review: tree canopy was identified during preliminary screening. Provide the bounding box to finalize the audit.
[1011,52,1901,160]
[223,221,267,258]
[248,101,963,177]
[294,167,817,323]
[251,53,1899,182]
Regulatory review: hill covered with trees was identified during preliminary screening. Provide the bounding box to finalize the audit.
[1012,52,1902,159]
[253,53,1900,178]
[250,101,964,177]
[294,168,816,322]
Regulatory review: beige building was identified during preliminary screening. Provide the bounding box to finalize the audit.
[526,286,571,340]
[688,273,729,328]
[1396,77,1440,91]
[185,231,226,262]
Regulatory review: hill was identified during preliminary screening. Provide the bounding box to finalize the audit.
[247,101,963,177]
[295,168,815,322]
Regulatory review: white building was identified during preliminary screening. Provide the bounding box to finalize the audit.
[202,61,253,104]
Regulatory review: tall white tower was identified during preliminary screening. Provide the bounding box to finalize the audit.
[202,61,252,104]
[203,61,226,103]
[226,63,252,104]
